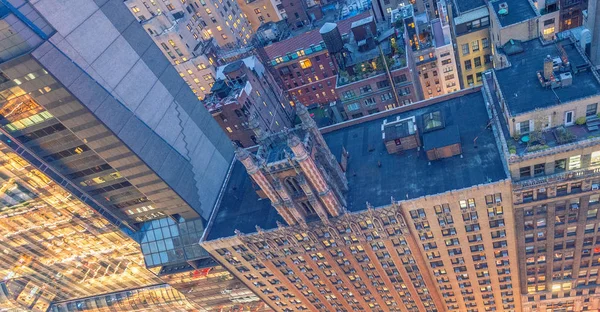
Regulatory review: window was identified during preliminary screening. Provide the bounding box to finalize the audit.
[394,74,407,83]
[587,103,598,117]
[364,98,376,106]
[423,111,443,131]
[472,40,480,52]
[555,159,567,172]
[462,44,470,55]
[519,120,531,134]
[482,38,489,49]
[347,103,360,111]
[360,85,372,94]
[534,163,545,176]
[376,80,390,88]
[254,8,261,14]
[519,166,531,178]
[474,57,482,67]
[342,90,355,99]
[569,155,581,170]
[410,208,426,220]
[299,59,312,69]
[467,75,474,85]
[592,151,600,166]
[464,60,472,70]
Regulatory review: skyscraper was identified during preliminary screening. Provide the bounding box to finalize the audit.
[201,89,521,312]
[0,0,266,310]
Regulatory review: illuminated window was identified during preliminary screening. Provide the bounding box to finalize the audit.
[299,59,312,69]
[569,155,581,170]
[131,6,140,13]
[543,27,555,35]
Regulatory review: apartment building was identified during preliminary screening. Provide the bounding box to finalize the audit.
[558,0,588,31]
[261,13,371,108]
[0,0,268,310]
[488,0,541,47]
[124,0,253,99]
[448,0,493,87]
[334,14,418,119]
[201,85,522,312]
[484,33,600,311]
[399,3,460,100]
[372,0,405,22]
[236,0,283,31]
[202,56,295,147]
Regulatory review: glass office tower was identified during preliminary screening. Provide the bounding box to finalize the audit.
[0,0,268,311]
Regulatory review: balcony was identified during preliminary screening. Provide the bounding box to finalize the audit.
[508,122,600,158]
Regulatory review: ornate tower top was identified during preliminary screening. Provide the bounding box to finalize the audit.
[235,146,259,174]
[236,108,348,226]
[296,102,317,130]
[249,115,268,143]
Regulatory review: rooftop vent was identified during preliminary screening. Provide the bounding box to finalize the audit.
[559,72,572,87]
[498,2,508,15]
[381,116,420,154]
[537,53,572,89]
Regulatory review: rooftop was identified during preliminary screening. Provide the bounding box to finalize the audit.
[491,0,537,27]
[452,0,486,14]
[205,161,283,240]
[495,39,600,116]
[205,90,507,240]
[263,12,371,61]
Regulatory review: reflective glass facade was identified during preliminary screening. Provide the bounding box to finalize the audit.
[0,143,177,311]
[49,284,197,312]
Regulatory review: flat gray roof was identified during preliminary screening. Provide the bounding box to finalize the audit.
[453,0,486,14]
[206,91,507,240]
[492,0,536,27]
[495,39,600,116]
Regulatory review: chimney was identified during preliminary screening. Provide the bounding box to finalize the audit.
[543,55,554,80]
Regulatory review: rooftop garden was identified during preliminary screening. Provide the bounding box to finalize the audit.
[508,113,600,157]
[337,37,406,86]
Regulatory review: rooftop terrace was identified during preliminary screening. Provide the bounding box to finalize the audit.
[491,0,537,27]
[495,39,600,116]
[206,90,507,240]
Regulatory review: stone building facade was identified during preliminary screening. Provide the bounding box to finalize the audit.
[202,89,521,312]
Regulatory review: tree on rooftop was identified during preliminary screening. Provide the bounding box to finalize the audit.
[528,109,548,147]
